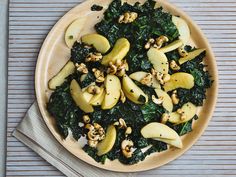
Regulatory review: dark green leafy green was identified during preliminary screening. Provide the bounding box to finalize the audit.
[83,145,107,164]
[141,101,164,122]
[91,4,103,11]
[145,140,168,154]
[119,149,146,165]
[71,42,94,64]
[80,72,96,88]
[47,80,85,140]
[168,119,193,136]
[138,95,147,104]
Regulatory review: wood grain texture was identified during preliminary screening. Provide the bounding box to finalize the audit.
[7,0,236,176]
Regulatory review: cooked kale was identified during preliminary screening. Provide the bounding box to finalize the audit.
[47,80,85,140]
[83,145,107,164]
[138,95,147,104]
[91,4,103,11]
[141,101,164,122]
[168,119,193,136]
[71,42,94,64]
[80,72,96,88]
[119,149,146,165]
[177,52,212,107]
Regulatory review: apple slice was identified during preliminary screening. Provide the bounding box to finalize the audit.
[48,61,75,90]
[147,48,169,74]
[122,75,148,104]
[129,71,161,89]
[81,34,110,54]
[179,49,206,65]
[83,91,93,103]
[141,122,178,140]
[89,87,105,106]
[97,125,117,156]
[155,89,173,113]
[81,82,96,92]
[70,79,94,113]
[65,18,86,48]
[91,91,105,106]
[101,38,130,65]
[80,74,87,82]
[153,136,183,148]
[159,40,183,53]
[101,75,121,110]
[166,102,197,124]
[172,16,190,44]
[163,72,194,92]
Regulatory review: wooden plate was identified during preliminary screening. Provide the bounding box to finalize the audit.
[35,0,218,172]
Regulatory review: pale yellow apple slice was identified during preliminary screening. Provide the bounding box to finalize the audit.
[172,16,190,44]
[80,74,87,82]
[102,38,130,65]
[179,49,206,65]
[81,82,96,92]
[70,79,94,113]
[141,122,178,140]
[129,71,161,89]
[89,87,105,106]
[101,75,121,110]
[65,18,86,48]
[155,89,173,113]
[147,48,169,74]
[163,72,194,92]
[122,74,148,104]
[83,91,93,103]
[91,91,105,106]
[166,102,197,124]
[48,61,75,90]
[153,136,183,148]
[81,34,111,54]
[97,125,117,156]
[159,40,183,53]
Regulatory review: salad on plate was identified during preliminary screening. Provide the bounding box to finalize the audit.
[47,0,212,165]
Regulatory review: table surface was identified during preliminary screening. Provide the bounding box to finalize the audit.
[6,0,236,176]
[0,0,7,176]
